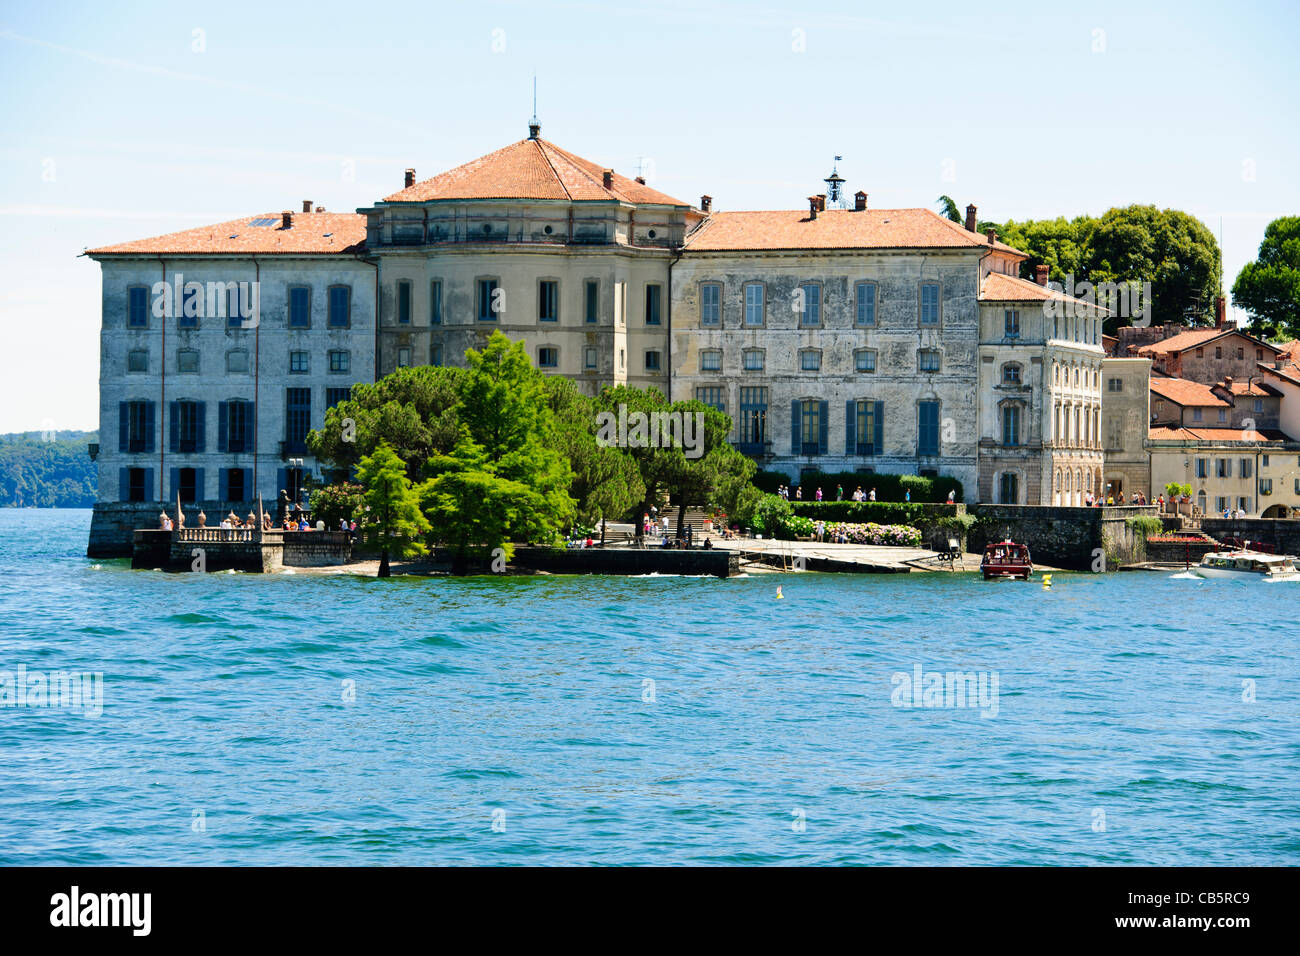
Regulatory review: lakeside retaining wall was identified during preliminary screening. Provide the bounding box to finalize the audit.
[967,505,1156,571]
[1201,518,1300,556]
[92,501,279,558]
[131,528,350,572]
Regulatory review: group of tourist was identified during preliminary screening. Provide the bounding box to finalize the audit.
[1081,490,1150,507]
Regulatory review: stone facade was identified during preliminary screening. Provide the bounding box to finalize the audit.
[1101,357,1152,499]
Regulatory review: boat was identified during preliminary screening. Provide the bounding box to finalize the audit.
[1195,548,1299,580]
[981,539,1033,580]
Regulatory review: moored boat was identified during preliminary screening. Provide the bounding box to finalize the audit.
[1195,548,1299,580]
[981,539,1033,580]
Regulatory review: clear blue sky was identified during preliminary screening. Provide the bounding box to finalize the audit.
[2,0,1297,432]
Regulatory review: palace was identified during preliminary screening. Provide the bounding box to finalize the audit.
[86,124,1108,553]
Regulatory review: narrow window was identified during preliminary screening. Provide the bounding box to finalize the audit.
[539,280,559,322]
[1004,309,1020,338]
[917,401,940,455]
[855,282,876,326]
[744,283,765,326]
[127,287,149,328]
[328,286,351,328]
[285,388,312,454]
[397,281,411,325]
[396,347,411,368]
[583,347,598,370]
[700,282,721,326]
[584,280,599,323]
[288,286,311,328]
[799,283,821,327]
[429,281,442,325]
[645,284,662,325]
[920,282,940,326]
[478,279,499,321]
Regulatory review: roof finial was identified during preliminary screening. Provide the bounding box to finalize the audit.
[528,74,540,139]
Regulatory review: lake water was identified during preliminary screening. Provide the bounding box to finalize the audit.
[1,509,1297,865]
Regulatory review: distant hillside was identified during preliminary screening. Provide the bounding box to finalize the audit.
[0,431,98,507]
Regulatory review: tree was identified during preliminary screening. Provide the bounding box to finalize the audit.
[354,442,430,577]
[1232,216,1300,340]
[543,376,643,529]
[936,195,961,223]
[994,216,1094,285]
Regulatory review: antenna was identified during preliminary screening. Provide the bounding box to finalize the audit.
[528,75,540,139]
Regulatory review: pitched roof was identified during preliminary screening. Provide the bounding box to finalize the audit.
[682,207,1025,253]
[1148,424,1289,442]
[1149,377,1229,406]
[1137,327,1280,356]
[1222,380,1278,397]
[86,212,367,256]
[979,271,1108,312]
[384,137,689,206]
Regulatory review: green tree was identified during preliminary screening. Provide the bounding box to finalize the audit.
[1232,216,1300,339]
[543,375,643,530]
[936,195,961,223]
[355,442,430,577]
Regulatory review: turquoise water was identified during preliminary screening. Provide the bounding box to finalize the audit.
[1,509,1297,865]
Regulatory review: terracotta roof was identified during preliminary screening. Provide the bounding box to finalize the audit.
[1137,327,1279,356]
[87,212,367,256]
[1222,380,1278,397]
[1149,377,1229,406]
[384,137,690,206]
[682,207,1025,253]
[979,271,1109,312]
[1259,362,1300,387]
[1148,424,1289,442]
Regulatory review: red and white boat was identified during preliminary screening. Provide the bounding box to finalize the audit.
[980,540,1033,580]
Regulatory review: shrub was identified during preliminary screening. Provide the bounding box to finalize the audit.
[749,493,792,536]
[751,470,789,494]
[783,471,962,503]
[1126,516,1165,538]
[779,514,816,539]
[823,522,923,547]
[1165,482,1192,500]
[307,482,366,528]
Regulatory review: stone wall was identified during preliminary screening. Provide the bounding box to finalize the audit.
[1201,518,1300,557]
[511,545,739,578]
[968,504,1157,571]
[90,500,280,557]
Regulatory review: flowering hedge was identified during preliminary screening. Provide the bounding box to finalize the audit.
[826,522,923,547]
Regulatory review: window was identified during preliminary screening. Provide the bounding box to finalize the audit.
[738,387,768,451]
[288,286,311,328]
[701,350,722,372]
[1237,347,1244,359]
[1260,478,1273,496]
[538,346,558,368]
[799,283,821,327]
[1195,458,1208,479]
[178,284,200,329]
[1196,347,1204,357]
[793,399,827,455]
[127,349,149,373]
[919,349,941,373]
[920,282,940,326]
[1002,364,1022,385]
[290,351,309,373]
[174,467,199,504]
[999,472,1019,504]
[539,280,559,322]
[1217,408,1228,423]
[645,284,662,325]
[1216,458,1231,478]
[1257,349,1264,360]
[744,283,765,326]
[285,388,312,454]
[1215,346,1223,359]
[1262,454,1270,467]
[644,350,661,372]
[120,400,155,453]
[917,401,940,456]
[855,349,876,373]
[220,400,253,453]
[1254,398,1263,413]
[584,280,599,324]
[850,399,883,456]
[224,468,247,503]
[1215,496,1228,514]
[397,347,411,368]
[177,349,199,373]
[397,280,412,325]
[1192,408,1203,422]
[226,349,248,374]
[1240,458,1252,479]
[227,285,250,329]
[1002,405,1021,446]
[583,347,597,370]
[127,287,149,328]
[619,349,625,370]
[743,349,764,371]
[170,400,204,453]
[700,282,721,326]
[800,349,821,372]
[478,279,499,321]
[695,387,724,412]
[326,387,351,408]
[856,282,877,326]
[125,467,150,502]
[429,281,442,325]
[1004,309,1020,338]
[328,286,351,328]
[1108,377,1123,392]
[430,343,443,367]
[328,350,350,373]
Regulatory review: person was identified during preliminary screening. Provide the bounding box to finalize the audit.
[703,537,713,550]
[219,517,232,530]
[947,489,956,504]
[1157,494,1165,511]
[814,520,825,542]
[836,484,843,501]
[159,510,170,530]
[904,489,911,502]
[868,488,876,502]
[662,515,670,535]
[795,485,803,500]
[815,487,823,501]
[340,517,349,532]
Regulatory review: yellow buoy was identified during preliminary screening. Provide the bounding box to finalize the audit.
[776,586,784,600]
[1042,573,1052,590]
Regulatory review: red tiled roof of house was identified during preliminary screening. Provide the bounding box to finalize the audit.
[86,212,367,256]
[682,207,1025,253]
[1222,380,1278,396]
[384,137,690,206]
[1137,327,1281,356]
[1148,424,1289,442]
[979,271,1109,312]
[1149,377,1230,406]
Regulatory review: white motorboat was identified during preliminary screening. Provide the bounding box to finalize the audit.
[1196,549,1299,580]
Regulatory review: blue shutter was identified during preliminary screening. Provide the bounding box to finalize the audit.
[846,401,856,454]
[218,468,228,501]
[874,402,884,456]
[790,401,801,455]
[143,468,154,502]
[194,468,205,502]
[169,402,179,452]
[169,468,178,501]
[119,467,129,502]
[217,401,228,453]
[818,401,829,455]
[144,402,156,453]
[195,402,207,452]
[118,402,128,452]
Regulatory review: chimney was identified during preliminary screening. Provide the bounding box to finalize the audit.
[808,197,819,220]
[700,195,712,213]
[635,176,646,184]
[965,204,977,232]
[854,190,867,212]
[1276,354,1286,369]
[315,205,325,213]
[986,227,997,245]
[302,200,312,213]
[816,194,827,212]
[602,169,613,189]
[1224,375,1233,387]
[281,210,292,228]
[404,168,416,189]
[1035,264,1049,286]
[1215,295,1226,328]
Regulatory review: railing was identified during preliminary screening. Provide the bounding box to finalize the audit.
[176,527,266,543]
